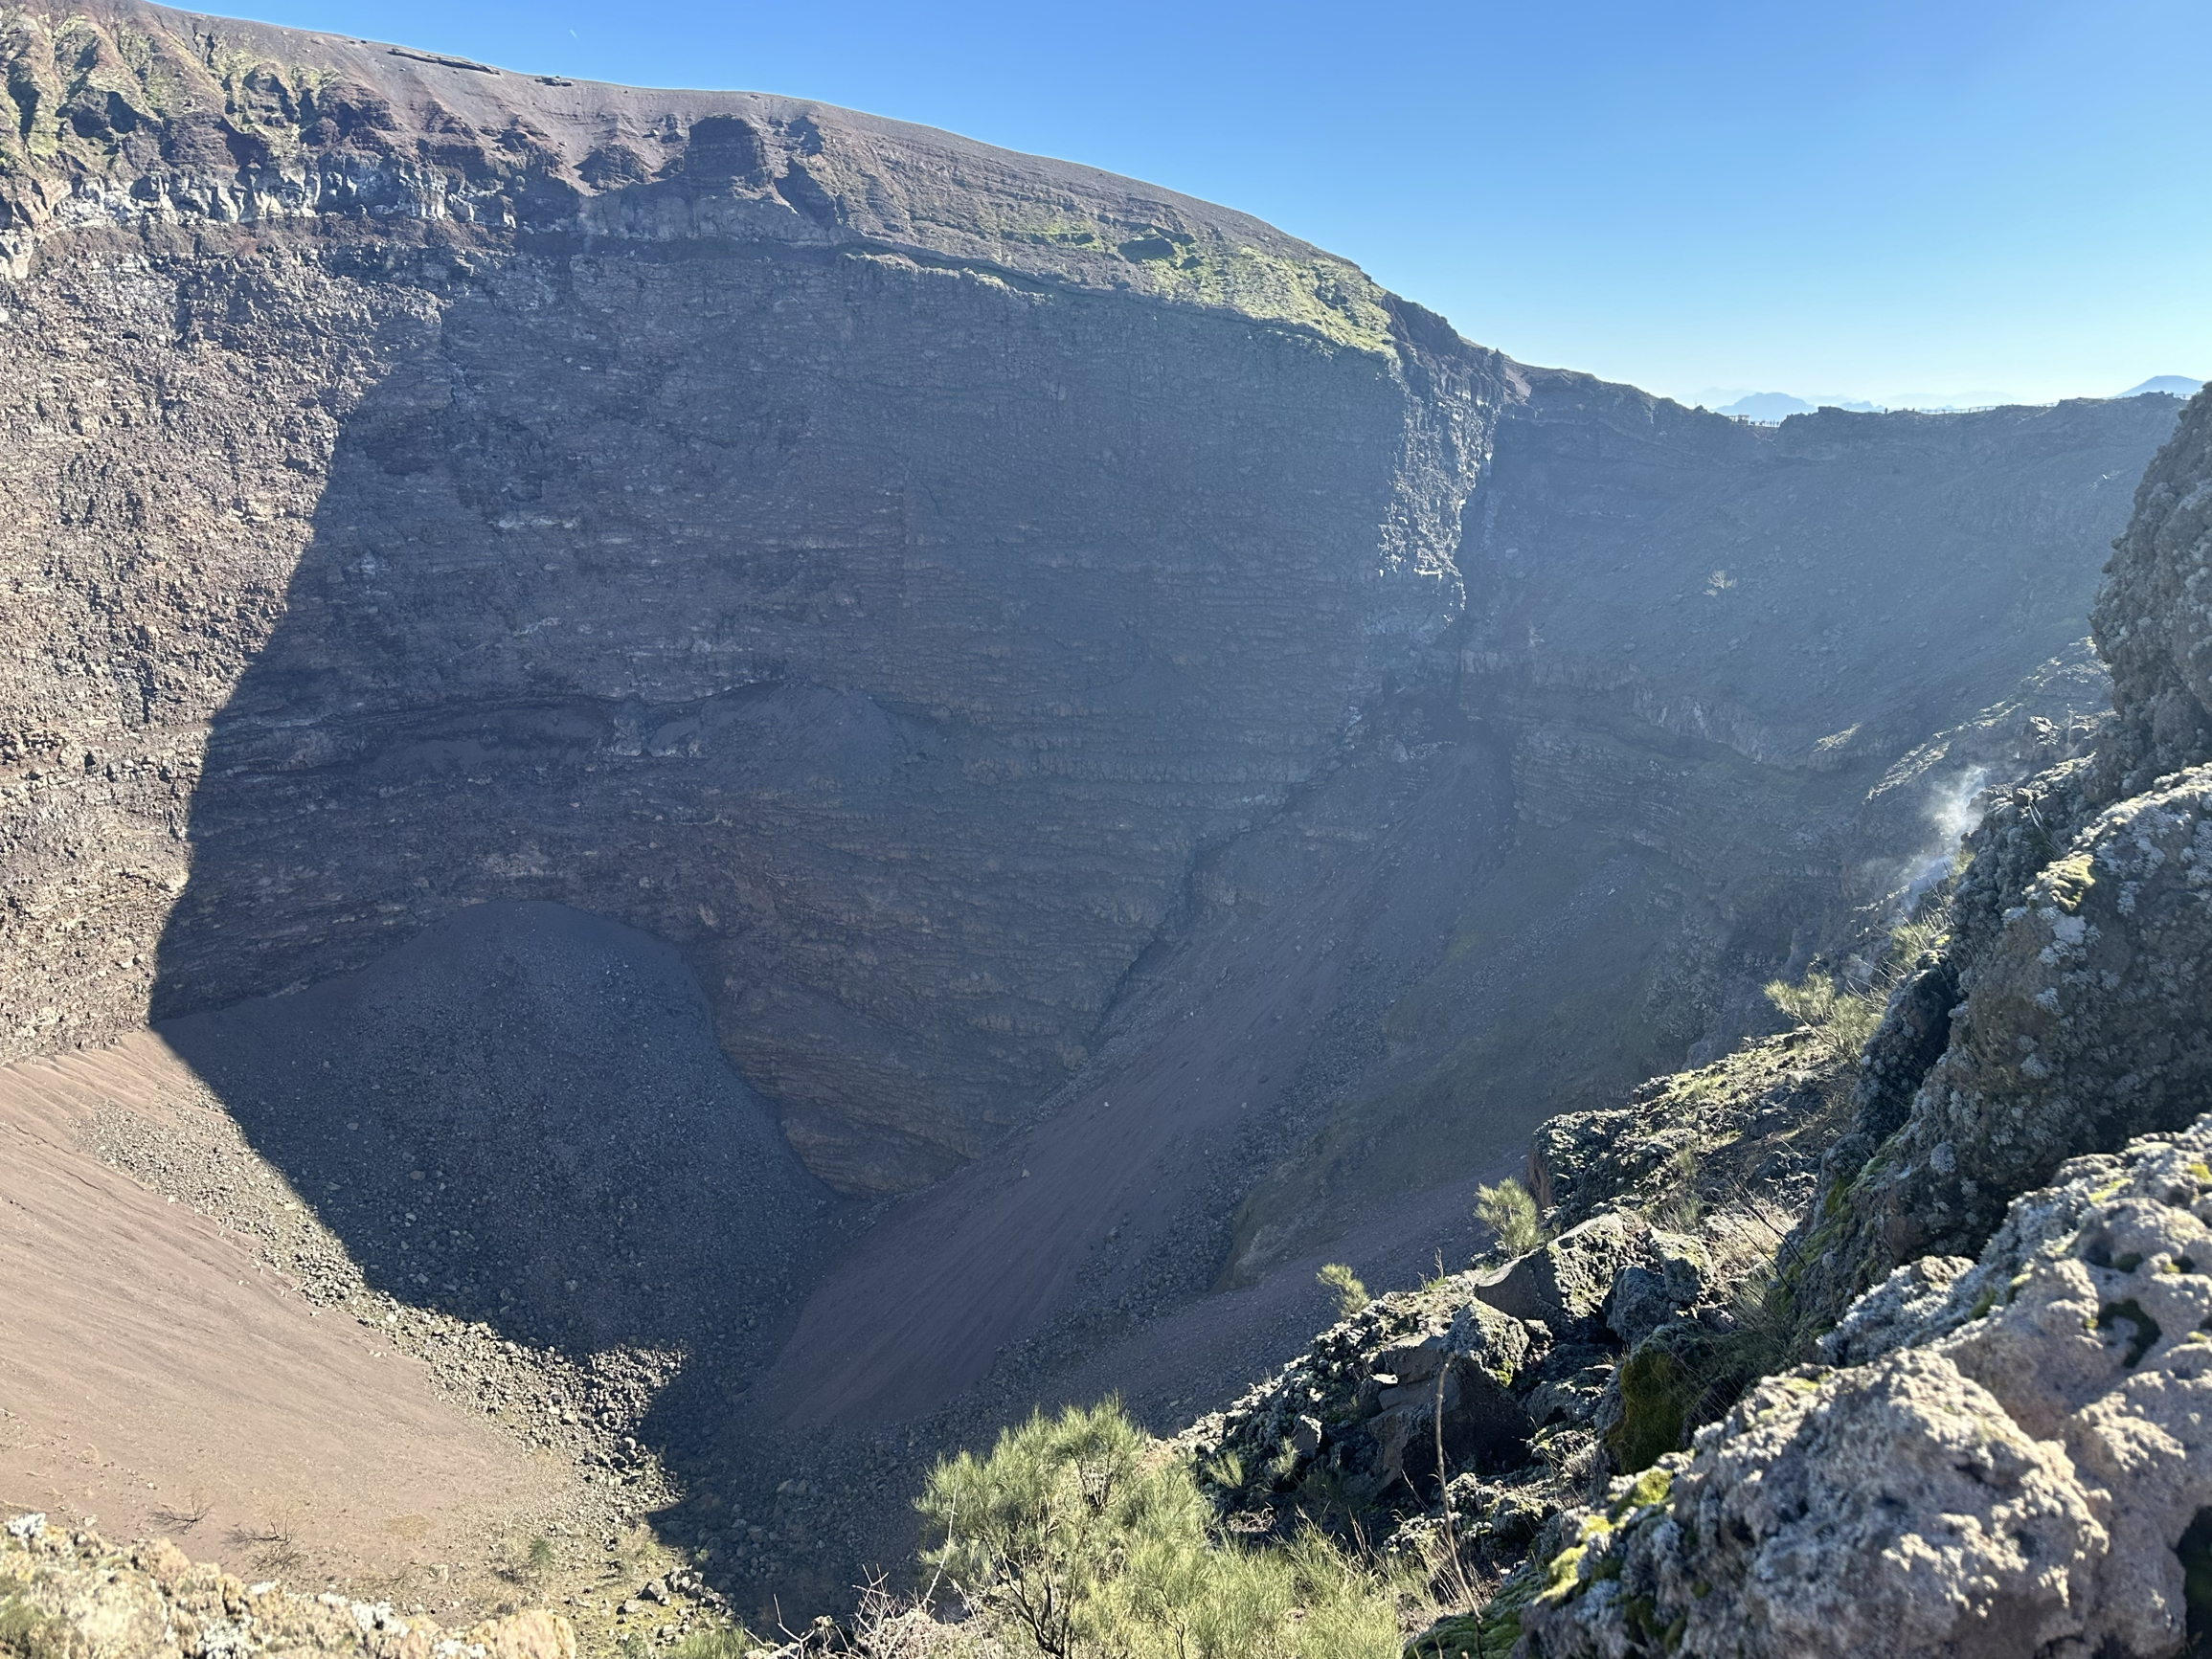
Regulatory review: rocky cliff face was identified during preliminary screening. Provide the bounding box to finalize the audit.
[7,3,2168,1212]
[1785,388,2212,1323]
[1211,377,2176,1281]
[1510,391,2212,1658]
[0,0,1502,1193]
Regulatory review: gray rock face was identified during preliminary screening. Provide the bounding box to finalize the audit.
[1848,763,2212,1267]
[0,0,1504,1193]
[1478,1214,1651,1339]
[2,15,2175,1219]
[1519,390,2212,1659]
[0,3,2178,1218]
[1469,372,2169,772]
[1523,1117,2212,1659]
[2094,383,2212,787]
[1184,1280,1542,1518]
[1816,1253,1971,1368]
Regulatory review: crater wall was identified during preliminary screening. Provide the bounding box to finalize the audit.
[0,0,1503,1192]
[0,0,2181,1214]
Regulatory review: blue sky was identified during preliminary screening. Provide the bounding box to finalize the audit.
[232,0,2206,407]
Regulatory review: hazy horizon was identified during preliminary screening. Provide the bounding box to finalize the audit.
[1697,376,2202,415]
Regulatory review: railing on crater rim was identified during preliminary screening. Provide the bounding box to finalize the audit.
[1719,401,2066,427]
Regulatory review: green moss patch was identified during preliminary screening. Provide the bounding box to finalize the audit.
[1609,1345,1699,1474]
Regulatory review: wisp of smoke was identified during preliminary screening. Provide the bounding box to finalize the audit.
[1902,765,1992,908]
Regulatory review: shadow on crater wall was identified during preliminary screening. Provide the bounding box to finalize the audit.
[146,234,1458,1195]
[137,231,1476,1603]
[159,900,839,1361]
[156,896,853,1613]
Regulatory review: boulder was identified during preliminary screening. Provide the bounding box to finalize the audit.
[1646,1230,1709,1305]
[1817,1253,1972,1367]
[1479,1214,1650,1338]
[1524,1350,2104,1659]
[1360,1301,1539,1495]
[130,1536,196,1591]
[464,1609,578,1659]
[1602,1267,1678,1349]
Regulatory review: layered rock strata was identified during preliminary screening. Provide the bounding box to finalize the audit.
[0,0,1501,1191]
[0,4,2178,1207]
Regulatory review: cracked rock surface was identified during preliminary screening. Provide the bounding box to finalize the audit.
[1523,1117,2212,1658]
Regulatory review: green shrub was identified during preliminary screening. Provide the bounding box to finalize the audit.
[1767,911,1951,1068]
[919,1400,1158,1656]
[1762,971,1881,1065]
[0,1591,70,1659]
[1606,1264,1797,1472]
[1607,1341,1700,1474]
[917,1401,1407,1658]
[1317,1263,1370,1322]
[1474,1179,1542,1260]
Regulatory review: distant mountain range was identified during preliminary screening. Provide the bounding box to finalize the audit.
[2121,375,2203,397]
[1706,375,2201,421]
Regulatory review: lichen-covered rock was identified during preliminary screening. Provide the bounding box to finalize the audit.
[1183,1281,1541,1518]
[1599,1268,1677,1351]
[1478,1215,1653,1339]
[1530,1033,1843,1231]
[1817,1253,1972,1366]
[1790,390,2212,1334]
[2093,380,2212,790]
[0,1517,578,1659]
[1524,1350,2104,1659]
[1520,1113,2212,1658]
[1839,764,2212,1282]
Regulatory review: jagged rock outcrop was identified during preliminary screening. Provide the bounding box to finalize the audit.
[2095,389,2212,784]
[1506,389,2212,1657]
[1788,387,2212,1328]
[1176,1031,1851,1609]
[1,1513,576,1659]
[1183,1285,1542,1517]
[1520,1117,2212,1659]
[1530,1030,1844,1231]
